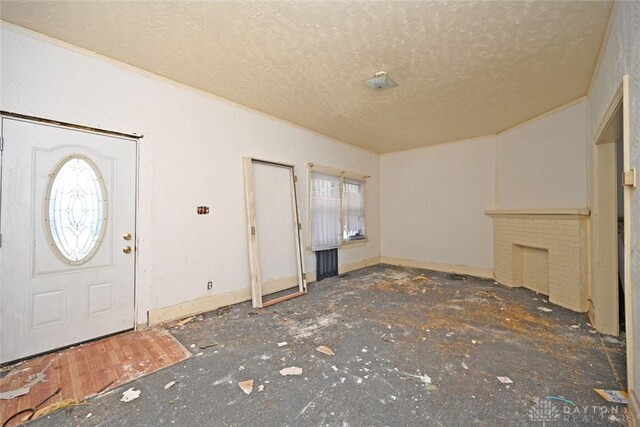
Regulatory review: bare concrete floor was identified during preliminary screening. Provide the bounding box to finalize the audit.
[29,265,628,426]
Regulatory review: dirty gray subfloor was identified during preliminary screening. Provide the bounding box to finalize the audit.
[29,265,628,426]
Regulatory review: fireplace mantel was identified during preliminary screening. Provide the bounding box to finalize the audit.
[486,209,590,218]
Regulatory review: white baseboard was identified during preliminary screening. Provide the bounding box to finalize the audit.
[147,257,382,325]
[380,256,494,279]
[148,256,492,325]
[148,275,303,325]
[630,390,640,427]
[338,256,381,275]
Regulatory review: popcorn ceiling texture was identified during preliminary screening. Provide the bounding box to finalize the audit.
[0,0,612,153]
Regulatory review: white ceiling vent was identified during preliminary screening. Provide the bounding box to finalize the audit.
[363,71,398,90]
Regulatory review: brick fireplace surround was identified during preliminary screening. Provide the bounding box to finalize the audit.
[486,209,590,312]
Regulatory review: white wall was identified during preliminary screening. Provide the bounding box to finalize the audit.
[3,12,625,351]
[379,100,589,274]
[587,1,640,397]
[496,100,588,210]
[0,25,380,322]
[380,136,496,272]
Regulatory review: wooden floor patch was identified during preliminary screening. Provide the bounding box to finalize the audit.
[0,328,190,426]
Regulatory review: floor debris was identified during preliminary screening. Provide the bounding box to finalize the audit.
[164,380,178,390]
[537,307,553,312]
[413,275,429,281]
[0,372,47,400]
[217,306,231,316]
[402,372,432,385]
[238,380,254,395]
[1,387,61,425]
[315,346,335,356]
[594,389,628,404]
[197,341,217,349]
[176,316,195,327]
[0,329,190,426]
[546,396,575,406]
[120,388,141,402]
[497,376,513,384]
[277,342,288,347]
[280,366,303,376]
[0,387,31,400]
[34,399,80,418]
[19,265,628,426]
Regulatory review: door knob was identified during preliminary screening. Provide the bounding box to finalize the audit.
[123,233,132,240]
[123,246,132,254]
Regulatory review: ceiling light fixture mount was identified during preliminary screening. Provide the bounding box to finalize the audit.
[363,71,398,90]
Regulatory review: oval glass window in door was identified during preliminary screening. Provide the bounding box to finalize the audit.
[45,155,107,264]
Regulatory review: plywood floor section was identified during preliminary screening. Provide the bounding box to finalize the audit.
[0,328,191,426]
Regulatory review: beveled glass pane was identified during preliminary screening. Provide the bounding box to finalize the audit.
[46,156,106,263]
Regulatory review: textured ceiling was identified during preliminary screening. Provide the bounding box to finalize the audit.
[1,1,612,153]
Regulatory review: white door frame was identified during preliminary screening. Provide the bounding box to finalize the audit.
[592,100,622,336]
[590,75,634,393]
[0,112,142,352]
[243,157,307,308]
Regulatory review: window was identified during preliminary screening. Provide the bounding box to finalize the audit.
[45,156,107,264]
[308,164,368,250]
[343,178,365,240]
[310,172,342,250]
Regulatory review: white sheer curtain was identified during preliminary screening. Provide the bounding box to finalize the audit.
[343,178,365,240]
[310,172,342,251]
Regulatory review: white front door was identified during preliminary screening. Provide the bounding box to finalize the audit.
[0,118,137,363]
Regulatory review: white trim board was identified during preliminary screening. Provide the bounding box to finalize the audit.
[589,76,635,395]
[148,274,315,325]
[338,257,381,275]
[243,157,307,308]
[486,208,590,217]
[147,256,380,325]
[149,255,494,325]
[380,256,494,279]
[630,390,640,427]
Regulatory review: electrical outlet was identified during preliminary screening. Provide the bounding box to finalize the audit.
[207,281,213,290]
